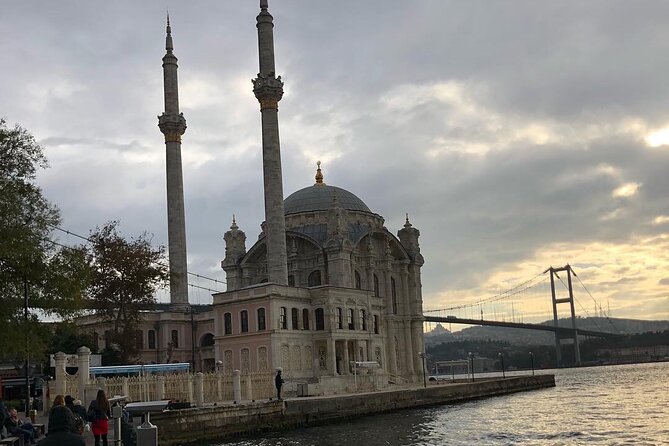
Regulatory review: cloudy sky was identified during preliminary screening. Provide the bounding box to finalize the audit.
[2,1,668,322]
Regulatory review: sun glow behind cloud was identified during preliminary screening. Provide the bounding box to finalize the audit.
[645,127,669,148]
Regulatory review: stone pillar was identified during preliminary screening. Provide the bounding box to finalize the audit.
[194,372,204,407]
[158,17,189,309]
[41,382,49,416]
[54,352,67,396]
[403,321,415,375]
[329,339,337,375]
[342,341,350,375]
[157,376,165,400]
[122,378,129,399]
[386,322,398,375]
[77,346,91,400]
[246,374,253,402]
[232,370,241,403]
[253,0,288,285]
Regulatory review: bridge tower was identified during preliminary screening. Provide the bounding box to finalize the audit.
[548,265,581,367]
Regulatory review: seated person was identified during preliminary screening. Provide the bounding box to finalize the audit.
[4,407,38,444]
[39,405,85,446]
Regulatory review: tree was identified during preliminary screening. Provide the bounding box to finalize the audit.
[85,221,169,364]
[0,119,88,367]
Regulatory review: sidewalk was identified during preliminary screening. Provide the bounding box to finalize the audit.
[34,411,116,446]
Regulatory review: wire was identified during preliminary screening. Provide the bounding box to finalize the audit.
[47,223,226,285]
[572,268,620,333]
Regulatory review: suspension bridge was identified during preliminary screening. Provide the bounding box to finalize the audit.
[423,265,623,366]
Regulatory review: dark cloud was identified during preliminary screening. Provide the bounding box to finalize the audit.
[2,1,668,315]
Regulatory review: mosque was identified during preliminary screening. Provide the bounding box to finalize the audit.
[80,1,426,392]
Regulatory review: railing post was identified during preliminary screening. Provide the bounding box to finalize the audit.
[246,374,253,402]
[233,370,241,403]
[217,373,223,401]
[188,374,194,405]
[194,372,204,407]
[122,378,129,401]
[157,375,165,400]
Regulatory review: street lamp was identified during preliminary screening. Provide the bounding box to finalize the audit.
[418,352,427,388]
[498,352,505,379]
[468,352,475,383]
[529,352,535,376]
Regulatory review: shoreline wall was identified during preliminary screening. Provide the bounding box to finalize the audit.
[153,374,555,445]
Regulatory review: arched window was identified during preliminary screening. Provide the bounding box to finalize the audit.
[308,270,322,287]
[374,274,380,297]
[315,308,325,331]
[171,330,179,348]
[241,310,249,333]
[257,308,266,331]
[337,307,343,329]
[374,315,380,334]
[280,307,287,329]
[303,309,310,330]
[148,330,156,349]
[348,308,355,330]
[201,333,215,347]
[360,309,367,331]
[391,277,398,315]
[291,308,299,329]
[135,330,144,350]
[355,271,362,289]
[224,312,232,335]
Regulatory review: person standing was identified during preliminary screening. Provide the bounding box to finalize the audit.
[87,389,110,446]
[275,369,285,401]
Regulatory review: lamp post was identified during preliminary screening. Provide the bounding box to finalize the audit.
[498,352,505,379]
[529,351,535,376]
[418,352,427,388]
[468,352,475,383]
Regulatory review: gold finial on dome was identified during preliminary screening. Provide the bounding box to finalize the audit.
[315,160,324,185]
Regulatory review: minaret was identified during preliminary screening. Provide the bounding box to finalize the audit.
[253,0,288,285]
[158,15,189,309]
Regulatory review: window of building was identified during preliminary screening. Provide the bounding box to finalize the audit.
[135,330,143,350]
[201,333,215,347]
[241,310,249,333]
[360,309,367,331]
[391,277,398,315]
[280,307,287,329]
[291,308,299,330]
[337,307,343,329]
[348,308,355,330]
[315,308,325,331]
[308,270,322,287]
[288,275,295,286]
[92,332,99,350]
[374,315,379,334]
[374,274,380,297]
[224,312,232,335]
[257,308,266,331]
[148,330,156,349]
[303,309,310,330]
[171,330,179,349]
[355,271,362,289]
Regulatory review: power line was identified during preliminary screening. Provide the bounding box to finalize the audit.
[47,223,226,286]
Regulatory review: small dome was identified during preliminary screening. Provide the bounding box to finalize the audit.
[284,184,372,215]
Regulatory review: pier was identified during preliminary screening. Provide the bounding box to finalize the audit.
[152,374,555,445]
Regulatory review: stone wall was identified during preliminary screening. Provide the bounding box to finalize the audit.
[153,374,554,445]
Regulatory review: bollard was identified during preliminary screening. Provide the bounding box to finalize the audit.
[232,370,241,403]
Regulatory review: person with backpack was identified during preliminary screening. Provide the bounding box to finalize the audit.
[39,405,85,446]
[87,389,110,446]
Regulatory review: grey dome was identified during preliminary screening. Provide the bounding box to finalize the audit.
[284,185,372,215]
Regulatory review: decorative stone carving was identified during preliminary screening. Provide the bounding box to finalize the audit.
[395,337,401,371]
[281,344,290,371]
[257,346,268,371]
[252,73,284,110]
[224,350,233,373]
[318,347,327,369]
[292,345,301,371]
[304,346,313,370]
[158,112,187,142]
[241,348,250,373]
[375,347,382,366]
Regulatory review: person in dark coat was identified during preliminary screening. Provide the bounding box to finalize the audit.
[71,399,87,422]
[275,369,285,400]
[38,405,85,446]
[5,407,37,444]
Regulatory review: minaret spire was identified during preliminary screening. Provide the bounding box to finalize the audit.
[158,16,189,309]
[253,0,289,284]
